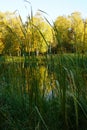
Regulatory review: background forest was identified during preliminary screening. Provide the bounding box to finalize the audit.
[0,11,87,56]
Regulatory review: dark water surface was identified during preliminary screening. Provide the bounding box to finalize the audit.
[0,62,57,99]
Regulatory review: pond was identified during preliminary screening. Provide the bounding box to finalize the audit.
[0,61,58,101]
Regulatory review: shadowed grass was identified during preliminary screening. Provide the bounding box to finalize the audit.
[0,55,87,130]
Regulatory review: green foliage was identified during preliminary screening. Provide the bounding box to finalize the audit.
[0,54,87,130]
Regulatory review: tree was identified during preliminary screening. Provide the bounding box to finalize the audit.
[53,15,71,52]
[0,12,22,55]
[25,12,53,54]
[69,12,84,52]
[53,12,87,53]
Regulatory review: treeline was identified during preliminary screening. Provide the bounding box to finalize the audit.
[0,11,87,56]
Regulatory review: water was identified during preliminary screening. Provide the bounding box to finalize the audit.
[0,62,57,100]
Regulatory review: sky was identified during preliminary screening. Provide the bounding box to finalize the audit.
[0,0,87,22]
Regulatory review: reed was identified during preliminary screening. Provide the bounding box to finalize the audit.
[0,5,87,130]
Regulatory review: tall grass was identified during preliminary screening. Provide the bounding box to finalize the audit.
[0,5,87,130]
[0,55,87,130]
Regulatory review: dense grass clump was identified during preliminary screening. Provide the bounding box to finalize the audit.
[0,54,87,130]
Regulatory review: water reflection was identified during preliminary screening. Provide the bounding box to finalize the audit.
[0,62,57,100]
